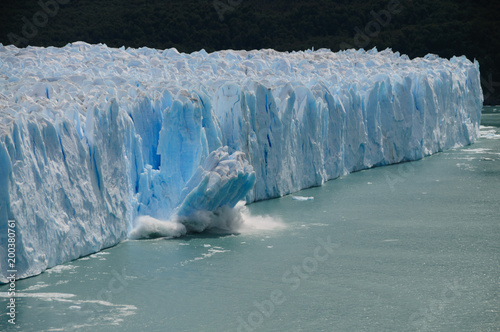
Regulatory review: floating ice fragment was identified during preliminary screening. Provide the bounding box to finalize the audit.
[292,196,314,201]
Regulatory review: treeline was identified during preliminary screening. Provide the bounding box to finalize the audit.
[1,0,499,104]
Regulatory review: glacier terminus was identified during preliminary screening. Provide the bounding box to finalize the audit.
[0,42,483,281]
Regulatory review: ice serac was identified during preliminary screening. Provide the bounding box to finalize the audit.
[0,43,483,281]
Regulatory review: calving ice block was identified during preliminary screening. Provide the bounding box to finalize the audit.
[0,42,483,281]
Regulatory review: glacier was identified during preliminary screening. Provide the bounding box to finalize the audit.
[0,42,483,282]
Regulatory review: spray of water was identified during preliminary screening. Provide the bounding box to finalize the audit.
[129,202,285,239]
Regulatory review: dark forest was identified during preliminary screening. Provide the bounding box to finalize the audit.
[1,0,499,104]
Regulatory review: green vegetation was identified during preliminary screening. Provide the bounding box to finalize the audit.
[1,0,499,104]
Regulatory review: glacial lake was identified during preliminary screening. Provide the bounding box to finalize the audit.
[1,107,499,332]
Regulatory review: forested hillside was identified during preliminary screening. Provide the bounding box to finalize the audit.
[1,0,498,104]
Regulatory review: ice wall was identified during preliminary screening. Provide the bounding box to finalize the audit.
[0,43,483,281]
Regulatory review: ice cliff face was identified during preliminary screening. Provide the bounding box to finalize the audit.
[0,43,483,281]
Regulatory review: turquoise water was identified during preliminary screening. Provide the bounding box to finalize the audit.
[1,108,499,332]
